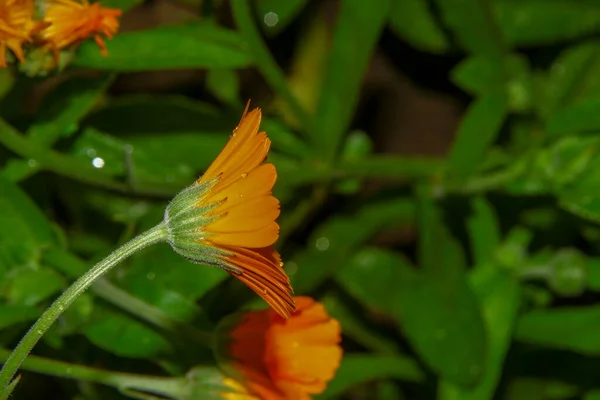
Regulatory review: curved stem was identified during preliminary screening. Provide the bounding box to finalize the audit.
[0,223,169,398]
[0,348,188,400]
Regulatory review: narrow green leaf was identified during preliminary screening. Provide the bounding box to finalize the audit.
[447,92,509,178]
[256,0,308,34]
[313,0,389,161]
[291,198,415,292]
[388,0,448,53]
[72,23,252,70]
[316,355,424,399]
[516,305,600,354]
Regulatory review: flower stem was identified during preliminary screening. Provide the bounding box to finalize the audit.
[0,347,188,400]
[0,223,169,399]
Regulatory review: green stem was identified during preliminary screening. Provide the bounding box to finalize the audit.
[231,1,311,135]
[0,118,179,198]
[0,223,169,398]
[0,348,188,400]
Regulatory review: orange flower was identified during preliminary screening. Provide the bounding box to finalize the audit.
[222,297,343,400]
[40,0,121,57]
[164,102,295,319]
[0,0,37,67]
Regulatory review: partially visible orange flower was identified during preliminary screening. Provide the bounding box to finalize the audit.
[40,0,121,57]
[222,297,343,400]
[0,0,37,67]
[164,102,295,319]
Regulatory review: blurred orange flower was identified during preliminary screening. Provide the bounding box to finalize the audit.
[40,0,121,57]
[223,297,343,400]
[164,103,295,319]
[0,0,37,67]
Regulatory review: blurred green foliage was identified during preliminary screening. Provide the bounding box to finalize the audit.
[3,0,600,399]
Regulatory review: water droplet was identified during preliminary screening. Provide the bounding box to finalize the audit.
[146,272,156,280]
[58,305,64,312]
[264,11,279,27]
[92,157,105,168]
[279,262,284,267]
[37,330,43,335]
[86,148,97,157]
[315,237,330,251]
[241,172,248,178]
[28,159,37,167]
[263,288,269,295]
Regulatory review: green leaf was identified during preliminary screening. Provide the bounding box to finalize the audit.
[537,40,600,121]
[291,198,415,292]
[393,267,486,385]
[467,197,501,265]
[0,304,39,330]
[337,247,414,314]
[547,95,600,135]
[516,305,600,354]
[312,0,389,161]
[72,23,252,70]
[439,267,520,399]
[1,266,65,306]
[451,54,531,112]
[28,75,113,146]
[388,0,448,53]
[256,0,308,34]
[447,92,509,178]
[205,69,241,107]
[83,303,171,358]
[84,96,308,163]
[321,293,401,354]
[316,354,424,399]
[412,196,486,385]
[126,243,228,302]
[494,1,600,47]
[435,0,506,55]
[0,177,57,275]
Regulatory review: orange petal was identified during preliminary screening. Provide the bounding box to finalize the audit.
[200,108,263,185]
[211,222,279,248]
[208,196,280,233]
[207,163,277,207]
